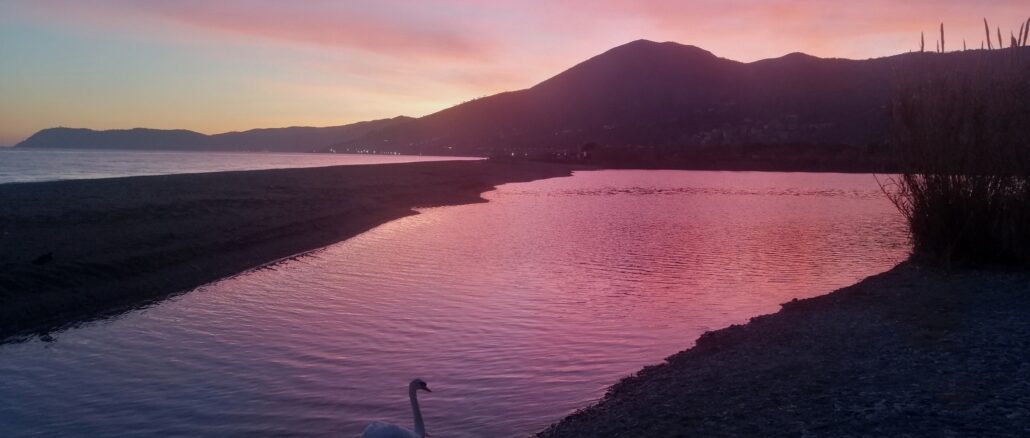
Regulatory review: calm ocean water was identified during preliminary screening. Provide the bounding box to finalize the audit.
[0,148,477,184]
[0,170,910,437]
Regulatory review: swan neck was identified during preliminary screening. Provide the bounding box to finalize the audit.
[409,387,425,438]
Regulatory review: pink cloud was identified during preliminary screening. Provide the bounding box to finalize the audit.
[135,1,498,60]
[546,0,1030,60]
[20,0,503,61]
[18,1,1030,66]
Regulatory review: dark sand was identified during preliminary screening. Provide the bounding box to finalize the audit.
[538,263,1030,437]
[0,160,573,341]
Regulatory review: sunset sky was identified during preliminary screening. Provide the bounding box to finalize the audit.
[1,0,1027,145]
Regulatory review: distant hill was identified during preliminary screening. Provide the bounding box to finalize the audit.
[16,117,413,153]
[17,40,1028,171]
[339,40,1029,170]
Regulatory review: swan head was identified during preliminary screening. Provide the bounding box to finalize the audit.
[409,378,431,393]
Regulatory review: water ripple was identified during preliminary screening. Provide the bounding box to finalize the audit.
[0,170,909,437]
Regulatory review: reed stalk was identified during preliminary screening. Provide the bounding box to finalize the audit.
[1024,17,1030,46]
[985,18,993,49]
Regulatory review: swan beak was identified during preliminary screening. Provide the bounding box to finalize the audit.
[424,386,432,393]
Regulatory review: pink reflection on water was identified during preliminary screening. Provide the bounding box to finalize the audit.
[0,170,909,437]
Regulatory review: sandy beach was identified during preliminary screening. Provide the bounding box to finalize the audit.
[537,262,1030,437]
[0,160,574,341]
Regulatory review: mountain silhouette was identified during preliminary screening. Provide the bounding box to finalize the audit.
[16,117,413,153]
[339,40,1028,169]
[17,40,1029,170]
[338,40,899,155]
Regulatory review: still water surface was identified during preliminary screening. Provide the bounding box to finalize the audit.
[0,170,909,437]
[0,148,476,184]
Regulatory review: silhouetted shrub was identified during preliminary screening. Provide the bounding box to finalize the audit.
[883,51,1030,268]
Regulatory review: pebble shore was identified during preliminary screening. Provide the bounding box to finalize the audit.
[538,263,1030,437]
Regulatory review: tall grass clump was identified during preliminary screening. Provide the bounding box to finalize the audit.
[884,50,1030,268]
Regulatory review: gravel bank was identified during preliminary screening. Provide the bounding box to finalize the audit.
[538,263,1030,437]
[0,160,573,341]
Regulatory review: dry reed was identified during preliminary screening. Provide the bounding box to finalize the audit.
[884,51,1030,268]
[985,18,993,50]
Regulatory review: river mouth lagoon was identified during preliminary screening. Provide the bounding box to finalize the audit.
[0,169,909,437]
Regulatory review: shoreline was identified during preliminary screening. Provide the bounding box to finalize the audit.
[537,262,1030,436]
[0,160,575,341]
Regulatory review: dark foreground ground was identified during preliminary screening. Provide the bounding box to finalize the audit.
[538,263,1030,437]
[0,160,573,341]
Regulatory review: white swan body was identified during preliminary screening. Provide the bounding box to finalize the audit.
[362,379,431,438]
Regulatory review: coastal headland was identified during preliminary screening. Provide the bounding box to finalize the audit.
[537,262,1030,436]
[0,160,574,341]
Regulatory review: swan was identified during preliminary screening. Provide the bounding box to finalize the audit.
[362,379,432,438]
